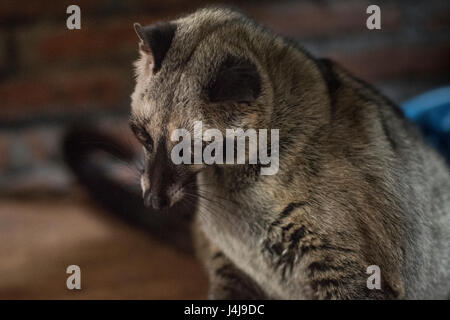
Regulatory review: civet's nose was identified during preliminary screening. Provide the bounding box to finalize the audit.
[143,190,167,210]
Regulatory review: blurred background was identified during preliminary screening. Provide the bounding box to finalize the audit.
[0,0,449,299]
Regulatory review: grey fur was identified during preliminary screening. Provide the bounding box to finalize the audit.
[130,8,450,299]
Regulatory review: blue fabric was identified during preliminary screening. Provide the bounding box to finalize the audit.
[401,87,450,163]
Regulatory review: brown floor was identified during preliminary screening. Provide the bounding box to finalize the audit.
[0,192,208,299]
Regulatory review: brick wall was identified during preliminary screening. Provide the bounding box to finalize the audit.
[1,0,449,194]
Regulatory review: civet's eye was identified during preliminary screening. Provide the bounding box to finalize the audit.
[142,135,153,153]
[130,123,154,153]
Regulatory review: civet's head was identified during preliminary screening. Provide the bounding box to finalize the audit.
[130,8,276,210]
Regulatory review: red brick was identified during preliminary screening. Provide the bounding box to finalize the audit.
[19,2,403,69]
[245,2,402,38]
[39,22,136,62]
[0,0,216,24]
[19,14,168,69]
[0,134,9,169]
[330,46,450,82]
[0,69,127,117]
[0,0,120,23]
[426,11,450,30]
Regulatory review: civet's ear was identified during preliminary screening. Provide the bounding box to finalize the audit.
[206,56,261,103]
[133,22,176,73]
